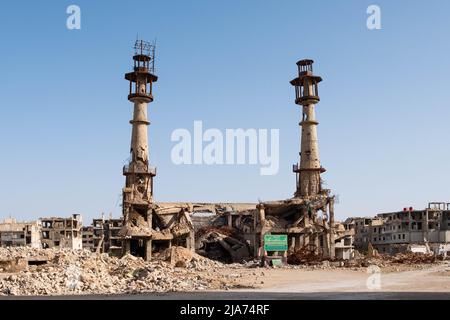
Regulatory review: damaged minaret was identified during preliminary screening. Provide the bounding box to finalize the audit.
[251,60,346,262]
[119,40,195,260]
[290,59,335,257]
[290,59,325,198]
[120,40,158,260]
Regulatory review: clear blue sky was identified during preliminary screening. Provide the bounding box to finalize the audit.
[1,0,449,223]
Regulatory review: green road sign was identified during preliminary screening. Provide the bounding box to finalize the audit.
[264,234,288,251]
[271,259,283,266]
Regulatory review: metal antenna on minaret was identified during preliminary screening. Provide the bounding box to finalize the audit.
[133,39,156,73]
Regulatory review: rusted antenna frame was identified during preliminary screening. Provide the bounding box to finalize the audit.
[134,39,156,73]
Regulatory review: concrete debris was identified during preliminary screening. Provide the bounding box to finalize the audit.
[367,242,379,258]
[388,253,438,264]
[155,246,223,270]
[0,247,245,296]
[196,227,251,263]
[344,252,441,269]
[286,245,442,268]
[287,245,324,265]
[0,258,28,273]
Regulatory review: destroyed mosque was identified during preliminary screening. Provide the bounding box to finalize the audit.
[1,41,449,264]
[114,42,353,263]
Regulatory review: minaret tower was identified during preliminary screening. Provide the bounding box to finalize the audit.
[121,40,158,260]
[290,59,326,198]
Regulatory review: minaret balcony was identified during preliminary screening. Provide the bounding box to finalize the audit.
[300,119,319,126]
[134,66,149,72]
[123,164,157,176]
[128,93,153,102]
[295,95,320,105]
[292,164,326,173]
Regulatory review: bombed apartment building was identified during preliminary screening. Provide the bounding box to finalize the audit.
[353,202,450,255]
[82,226,94,251]
[0,218,41,248]
[40,214,83,250]
[334,218,356,260]
[82,217,124,256]
[352,216,385,252]
[104,218,124,256]
[92,218,105,252]
[119,40,194,260]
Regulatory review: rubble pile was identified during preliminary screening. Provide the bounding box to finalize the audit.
[155,246,223,270]
[0,247,55,261]
[263,216,289,229]
[287,245,324,265]
[287,247,442,269]
[0,247,241,296]
[196,226,235,239]
[196,227,251,263]
[344,252,441,269]
[389,252,437,264]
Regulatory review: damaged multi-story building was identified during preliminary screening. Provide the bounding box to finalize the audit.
[0,215,82,250]
[0,218,41,248]
[81,225,94,251]
[352,202,450,255]
[104,218,124,256]
[119,40,194,260]
[40,214,83,250]
[352,216,385,252]
[92,218,105,251]
[82,216,124,256]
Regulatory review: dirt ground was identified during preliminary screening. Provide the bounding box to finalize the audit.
[250,263,450,293]
[192,261,449,293]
